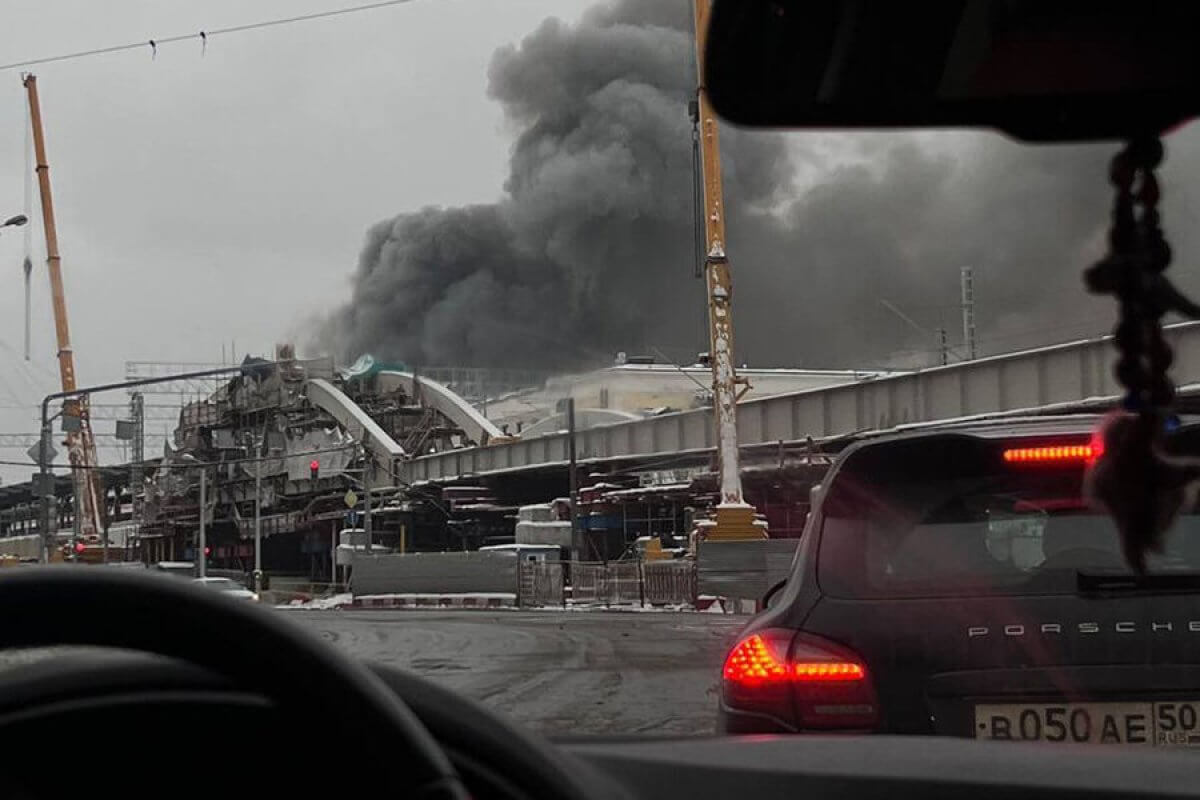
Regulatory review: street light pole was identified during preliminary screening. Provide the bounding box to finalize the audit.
[566,398,581,557]
[39,408,52,563]
[253,453,262,593]
[364,456,373,555]
[197,467,207,579]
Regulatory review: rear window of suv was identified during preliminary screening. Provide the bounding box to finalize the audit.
[816,432,1200,598]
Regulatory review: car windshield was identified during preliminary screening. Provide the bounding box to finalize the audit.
[4,1,1200,756]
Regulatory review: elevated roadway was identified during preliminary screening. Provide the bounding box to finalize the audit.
[400,321,1200,484]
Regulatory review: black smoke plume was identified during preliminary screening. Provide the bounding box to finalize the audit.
[322,0,1200,370]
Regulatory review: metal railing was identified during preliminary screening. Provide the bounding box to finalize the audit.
[518,561,565,607]
[642,560,698,606]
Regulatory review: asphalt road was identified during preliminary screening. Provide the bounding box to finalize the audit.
[286,609,747,737]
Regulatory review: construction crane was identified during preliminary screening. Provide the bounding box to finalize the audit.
[23,74,107,548]
[690,0,765,541]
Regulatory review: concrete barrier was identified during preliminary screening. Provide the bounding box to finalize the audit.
[697,539,801,602]
[0,534,43,561]
[350,551,518,596]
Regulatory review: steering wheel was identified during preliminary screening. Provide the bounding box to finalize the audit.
[0,567,467,799]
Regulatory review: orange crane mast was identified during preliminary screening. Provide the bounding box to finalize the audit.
[23,74,106,545]
[691,0,766,540]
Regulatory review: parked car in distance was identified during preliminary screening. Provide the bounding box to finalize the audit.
[192,576,259,603]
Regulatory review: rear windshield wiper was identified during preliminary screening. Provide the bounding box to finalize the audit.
[1077,570,1200,594]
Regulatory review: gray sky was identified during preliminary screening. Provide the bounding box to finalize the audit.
[0,0,591,480]
[4,0,1200,488]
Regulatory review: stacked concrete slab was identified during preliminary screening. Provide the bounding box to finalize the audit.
[350,550,519,596]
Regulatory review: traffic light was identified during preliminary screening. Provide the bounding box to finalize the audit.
[310,459,320,481]
[203,546,211,557]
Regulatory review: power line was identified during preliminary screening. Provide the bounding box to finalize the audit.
[878,317,1113,364]
[0,0,419,73]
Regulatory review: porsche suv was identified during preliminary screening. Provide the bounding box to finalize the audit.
[720,415,1200,746]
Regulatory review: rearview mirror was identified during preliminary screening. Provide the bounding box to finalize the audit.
[705,0,1200,142]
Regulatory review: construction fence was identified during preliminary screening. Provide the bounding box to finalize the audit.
[349,543,792,609]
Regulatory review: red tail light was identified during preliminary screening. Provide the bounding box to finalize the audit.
[1003,435,1103,465]
[792,661,865,681]
[722,628,879,731]
[789,633,879,729]
[724,633,792,686]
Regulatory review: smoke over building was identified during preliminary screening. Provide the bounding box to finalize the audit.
[322,0,1200,371]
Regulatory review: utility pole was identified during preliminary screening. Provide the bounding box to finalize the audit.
[253,445,262,593]
[566,398,581,557]
[364,454,373,555]
[961,267,977,360]
[691,0,763,541]
[197,467,206,578]
[331,523,338,589]
[39,412,53,562]
[70,490,80,557]
[102,480,112,564]
[130,392,144,537]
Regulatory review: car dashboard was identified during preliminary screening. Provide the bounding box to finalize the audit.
[0,650,1194,800]
[563,734,1199,800]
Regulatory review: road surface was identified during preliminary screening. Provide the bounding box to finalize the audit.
[287,609,746,736]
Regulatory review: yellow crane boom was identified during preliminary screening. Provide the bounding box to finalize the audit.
[23,74,106,543]
[690,0,765,540]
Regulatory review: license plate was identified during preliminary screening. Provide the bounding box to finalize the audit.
[975,701,1200,746]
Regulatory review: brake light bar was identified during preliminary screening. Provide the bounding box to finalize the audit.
[1002,442,1102,464]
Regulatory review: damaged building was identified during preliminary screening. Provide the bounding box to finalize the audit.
[136,347,505,578]
[0,349,841,576]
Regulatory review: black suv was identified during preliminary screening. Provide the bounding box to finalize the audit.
[719,415,1200,749]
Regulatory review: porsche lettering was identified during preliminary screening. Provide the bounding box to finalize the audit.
[968,622,1200,638]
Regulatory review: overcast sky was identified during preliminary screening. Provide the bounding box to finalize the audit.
[0,0,592,479]
[4,1,1200,487]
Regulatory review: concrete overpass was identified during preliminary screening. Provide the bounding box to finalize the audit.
[400,321,1200,484]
